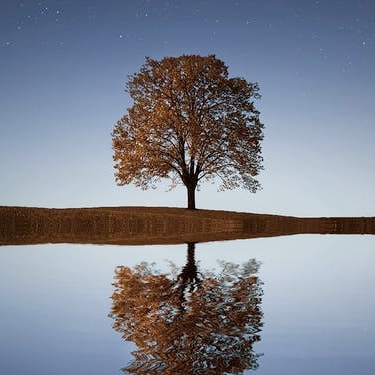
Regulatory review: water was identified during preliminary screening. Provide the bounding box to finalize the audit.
[1,235,374,374]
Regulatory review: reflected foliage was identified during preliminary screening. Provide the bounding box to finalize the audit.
[109,243,264,374]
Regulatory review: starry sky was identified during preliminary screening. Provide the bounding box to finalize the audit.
[1,0,374,216]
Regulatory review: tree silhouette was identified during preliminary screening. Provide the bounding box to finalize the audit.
[112,54,264,209]
[109,243,264,374]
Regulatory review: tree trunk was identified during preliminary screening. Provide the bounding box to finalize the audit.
[186,183,196,209]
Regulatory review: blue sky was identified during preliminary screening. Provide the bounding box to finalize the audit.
[1,0,374,216]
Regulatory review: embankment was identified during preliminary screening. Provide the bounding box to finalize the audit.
[0,206,374,245]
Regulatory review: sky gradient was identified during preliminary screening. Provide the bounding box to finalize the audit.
[1,0,374,216]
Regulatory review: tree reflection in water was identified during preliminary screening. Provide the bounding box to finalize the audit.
[109,243,264,374]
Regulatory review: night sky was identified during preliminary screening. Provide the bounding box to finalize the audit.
[1,0,374,216]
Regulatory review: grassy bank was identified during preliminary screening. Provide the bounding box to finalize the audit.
[0,206,374,245]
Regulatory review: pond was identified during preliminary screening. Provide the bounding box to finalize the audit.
[1,235,374,374]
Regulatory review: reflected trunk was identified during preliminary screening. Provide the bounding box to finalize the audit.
[175,243,201,308]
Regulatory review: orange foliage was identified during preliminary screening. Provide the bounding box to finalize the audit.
[112,55,264,208]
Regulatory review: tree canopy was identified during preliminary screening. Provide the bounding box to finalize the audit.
[112,54,264,209]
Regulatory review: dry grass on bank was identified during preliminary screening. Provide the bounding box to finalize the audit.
[0,206,374,246]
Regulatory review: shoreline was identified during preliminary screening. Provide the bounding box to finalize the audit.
[1,206,374,246]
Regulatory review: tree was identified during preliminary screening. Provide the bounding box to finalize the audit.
[112,54,264,209]
[109,243,264,374]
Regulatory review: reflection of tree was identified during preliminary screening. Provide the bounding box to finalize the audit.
[109,243,264,374]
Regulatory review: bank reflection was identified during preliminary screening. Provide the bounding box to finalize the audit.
[109,243,264,374]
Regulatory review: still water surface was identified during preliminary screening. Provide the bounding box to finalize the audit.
[1,235,374,374]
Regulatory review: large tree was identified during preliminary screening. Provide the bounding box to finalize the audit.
[112,54,264,209]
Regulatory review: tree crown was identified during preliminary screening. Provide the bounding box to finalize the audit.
[112,54,264,206]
